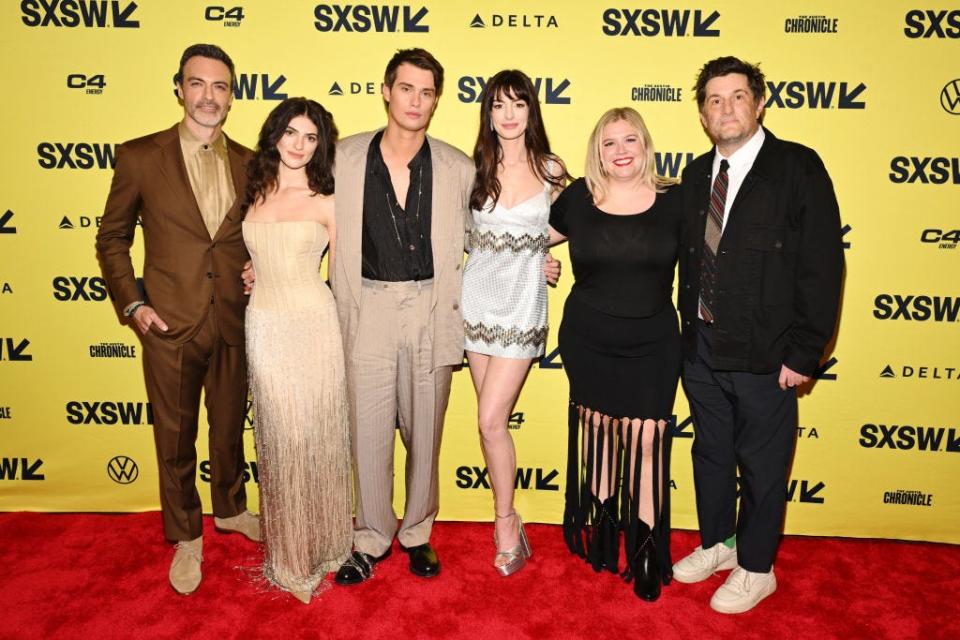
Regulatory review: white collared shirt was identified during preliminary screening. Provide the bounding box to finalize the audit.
[711,126,765,233]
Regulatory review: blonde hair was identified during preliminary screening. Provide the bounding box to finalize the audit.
[584,107,674,204]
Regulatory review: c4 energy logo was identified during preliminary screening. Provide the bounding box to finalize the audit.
[37,143,116,169]
[784,15,837,33]
[602,9,719,37]
[21,0,139,28]
[879,364,958,381]
[204,5,244,26]
[765,81,866,109]
[67,401,153,425]
[883,489,933,507]
[67,73,105,95]
[920,228,959,250]
[458,75,571,104]
[889,156,960,184]
[313,4,428,32]
[903,9,960,38]
[107,455,138,484]
[468,13,558,29]
[233,74,287,100]
[0,338,32,361]
[201,460,259,483]
[940,80,960,115]
[873,294,960,322]
[655,152,693,179]
[0,458,45,480]
[0,210,16,234]
[631,84,683,103]
[786,479,824,503]
[860,423,960,453]
[456,466,560,491]
[52,276,108,301]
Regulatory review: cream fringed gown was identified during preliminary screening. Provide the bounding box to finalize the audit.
[243,220,352,595]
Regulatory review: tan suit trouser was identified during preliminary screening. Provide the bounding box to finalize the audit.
[140,306,248,541]
[348,278,452,556]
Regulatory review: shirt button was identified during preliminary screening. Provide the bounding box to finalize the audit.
[409,244,416,251]
[206,272,214,279]
[453,302,459,310]
[689,247,695,253]
[455,263,461,271]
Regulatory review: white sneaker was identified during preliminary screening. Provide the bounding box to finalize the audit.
[672,542,738,583]
[709,566,777,614]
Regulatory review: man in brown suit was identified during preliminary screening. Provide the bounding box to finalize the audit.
[96,44,259,595]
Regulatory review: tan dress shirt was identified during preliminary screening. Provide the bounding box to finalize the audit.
[178,121,236,239]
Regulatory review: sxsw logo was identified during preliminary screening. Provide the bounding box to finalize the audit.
[942,79,960,115]
[53,276,108,301]
[204,5,244,26]
[0,458,45,480]
[328,80,378,96]
[244,397,254,430]
[455,466,560,491]
[889,156,960,184]
[601,8,720,37]
[873,294,960,322]
[786,479,824,503]
[655,152,693,179]
[66,73,106,94]
[880,364,958,381]
[67,401,153,425]
[20,0,140,28]
[539,347,562,368]
[920,228,959,249]
[107,455,138,484]
[458,75,571,105]
[0,210,16,234]
[841,224,852,249]
[37,142,116,169]
[313,4,428,32]
[765,81,866,109]
[903,9,960,38]
[234,74,288,101]
[860,423,960,453]
[469,13,558,29]
[0,338,33,362]
[201,460,260,484]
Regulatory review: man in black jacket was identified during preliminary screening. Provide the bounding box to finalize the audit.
[673,56,844,614]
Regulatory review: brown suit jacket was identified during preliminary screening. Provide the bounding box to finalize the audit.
[331,130,474,369]
[96,124,252,345]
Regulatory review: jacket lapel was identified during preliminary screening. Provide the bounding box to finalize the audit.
[212,136,247,242]
[729,128,774,215]
[428,136,453,310]
[337,132,375,307]
[155,125,209,238]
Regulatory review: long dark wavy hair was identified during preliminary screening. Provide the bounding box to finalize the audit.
[469,70,569,212]
[242,97,337,215]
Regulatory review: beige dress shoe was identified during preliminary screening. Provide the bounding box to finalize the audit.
[672,542,738,583]
[169,537,203,595]
[709,565,777,614]
[291,589,312,605]
[214,510,262,542]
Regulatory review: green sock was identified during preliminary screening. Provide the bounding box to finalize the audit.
[722,534,736,548]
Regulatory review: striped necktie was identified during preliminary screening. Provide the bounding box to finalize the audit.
[699,159,729,323]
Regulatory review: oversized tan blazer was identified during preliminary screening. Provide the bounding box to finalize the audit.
[96,124,252,345]
[331,130,474,369]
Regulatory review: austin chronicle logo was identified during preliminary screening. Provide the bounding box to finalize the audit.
[107,456,139,484]
[941,79,960,115]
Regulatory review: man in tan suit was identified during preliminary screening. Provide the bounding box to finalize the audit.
[330,48,474,583]
[96,44,260,595]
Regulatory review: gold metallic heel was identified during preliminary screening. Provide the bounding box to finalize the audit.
[494,512,532,577]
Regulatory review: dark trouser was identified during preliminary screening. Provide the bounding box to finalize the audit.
[140,307,248,541]
[681,322,797,573]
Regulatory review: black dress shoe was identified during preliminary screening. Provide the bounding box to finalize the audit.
[632,523,661,602]
[334,548,391,586]
[403,543,441,578]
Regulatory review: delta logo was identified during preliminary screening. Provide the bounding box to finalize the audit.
[764,81,866,109]
[889,156,960,184]
[59,214,141,230]
[860,423,960,453]
[313,4,428,32]
[20,0,139,28]
[602,8,719,37]
[468,13,558,29]
[879,364,959,381]
[903,9,960,38]
[37,142,116,169]
[327,80,378,96]
[873,294,960,322]
[458,75,571,105]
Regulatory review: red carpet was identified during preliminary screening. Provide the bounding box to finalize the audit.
[1,512,957,639]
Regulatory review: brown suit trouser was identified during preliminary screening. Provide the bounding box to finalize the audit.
[348,279,452,557]
[140,306,248,541]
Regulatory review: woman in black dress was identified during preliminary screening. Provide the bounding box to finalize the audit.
[547,107,681,601]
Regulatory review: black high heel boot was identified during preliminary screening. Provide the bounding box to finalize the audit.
[599,497,619,573]
[632,522,661,601]
[586,497,605,572]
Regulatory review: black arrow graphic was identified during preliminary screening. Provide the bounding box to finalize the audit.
[536,468,560,491]
[693,10,720,36]
[838,82,867,109]
[114,1,140,28]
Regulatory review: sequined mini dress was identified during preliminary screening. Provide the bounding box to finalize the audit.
[243,220,352,596]
[461,182,550,359]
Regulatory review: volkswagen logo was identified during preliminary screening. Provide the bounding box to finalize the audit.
[107,455,139,484]
[942,79,960,115]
